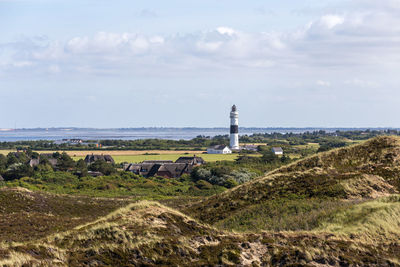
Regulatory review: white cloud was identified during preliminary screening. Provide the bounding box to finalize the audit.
[3,3,400,78]
[216,27,236,36]
[319,15,345,29]
[344,78,380,88]
[196,41,223,53]
[12,61,33,67]
[48,65,60,73]
[316,80,331,87]
[130,36,149,53]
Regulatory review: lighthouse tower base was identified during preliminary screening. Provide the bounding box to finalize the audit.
[230,134,239,150]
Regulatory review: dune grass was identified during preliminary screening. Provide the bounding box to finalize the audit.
[0,188,131,243]
[316,195,400,241]
[185,136,400,226]
[214,198,357,232]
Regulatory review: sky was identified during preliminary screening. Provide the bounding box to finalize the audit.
[1,0,400,128]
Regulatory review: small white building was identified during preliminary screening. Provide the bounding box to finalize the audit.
[272,147,284,155]
[207,145,232,154]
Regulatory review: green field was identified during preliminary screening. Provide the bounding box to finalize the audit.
[0,149,255,163]
[72,153,241,163]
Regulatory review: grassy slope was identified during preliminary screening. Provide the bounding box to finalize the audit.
[185,136,400,229]
[0,187,131,243]
[1,200,399,266]
[316,195,400,242]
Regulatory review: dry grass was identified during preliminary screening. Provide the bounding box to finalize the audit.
[0,149,205,156]
[0,149,241,163]
[2,199,399,266]
[184,136,400,226]
[0,251,37,266]
[316,195,400,242]
[73,153,240,163]
[0,188,131,242]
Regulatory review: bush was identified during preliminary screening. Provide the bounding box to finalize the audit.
[223,177,238,188]
[89,159,117,175]
[3,163,34,181]
[195,180,213,190]
[191,166,257,187]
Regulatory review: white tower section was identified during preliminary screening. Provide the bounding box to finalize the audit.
[230,105,239,149]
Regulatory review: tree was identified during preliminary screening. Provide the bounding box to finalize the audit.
[57,152,75,171]
[261,150,279,163]
[3,163,34,180]
[75,159,88,177]
[7,152,28,165]
[0,154,6,172]
[89,159,116,176]
[280,154,291,163]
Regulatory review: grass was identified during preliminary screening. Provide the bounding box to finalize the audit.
[0,187,131,243]
[0,150,206,156]
[0,149,242,163]
[185,136,400,225]
[38,150,206,157]
[317,195,400,241]
[72,153,242,163]
[0,150,14,155]
[0,149,206,157]
[214,198,357,232]
[293,142,320,149]
[2,197,400,266]
[3,171,226,199]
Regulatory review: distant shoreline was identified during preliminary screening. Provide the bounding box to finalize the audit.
[0,127,398,142]
[2,127,399,131]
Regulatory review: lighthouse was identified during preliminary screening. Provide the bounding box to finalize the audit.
[230,105,239,149]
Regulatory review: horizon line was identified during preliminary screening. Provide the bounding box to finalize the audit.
[2,127,400,131]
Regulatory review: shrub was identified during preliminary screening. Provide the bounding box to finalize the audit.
[195,180,213,190]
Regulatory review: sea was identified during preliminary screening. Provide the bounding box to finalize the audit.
[0,127,392,142]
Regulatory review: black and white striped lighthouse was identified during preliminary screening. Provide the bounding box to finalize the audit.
[230,105,239,149]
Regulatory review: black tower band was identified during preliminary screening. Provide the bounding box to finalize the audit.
[230,125,238,134]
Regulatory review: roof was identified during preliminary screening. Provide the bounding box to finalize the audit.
[175,156,205,165]
[125,163,142,172]
[241,145,258,151]
[125,162,194,178]
[209,145,230,150]
[147,164,163,177]
[272,147,284,153]
[84,154,115,164]
[242,145,258,148]
[29,158,40,167]
[155,163,189,178]
[48,159,58,167]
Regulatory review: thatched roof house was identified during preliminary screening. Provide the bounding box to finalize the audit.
[84,154,115,164]
[175,156,205,165]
